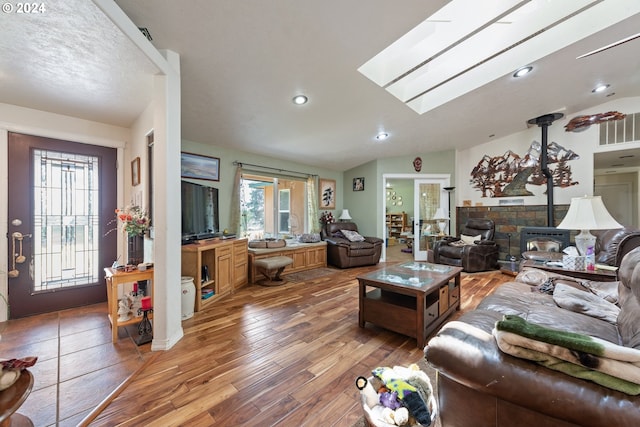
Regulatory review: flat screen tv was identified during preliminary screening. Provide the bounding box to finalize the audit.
[181,180,219,243]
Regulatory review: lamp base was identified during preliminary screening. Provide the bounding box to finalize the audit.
[437,221,447,236]
[574,229,596,256]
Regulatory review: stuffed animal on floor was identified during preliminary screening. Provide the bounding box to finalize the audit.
[372,365,432,426]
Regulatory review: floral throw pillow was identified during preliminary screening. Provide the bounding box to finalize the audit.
[341,229,365,242]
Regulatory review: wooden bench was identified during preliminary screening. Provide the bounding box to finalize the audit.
[253,256,293,286]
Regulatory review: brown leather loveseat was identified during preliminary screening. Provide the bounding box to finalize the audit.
[425,247,640,427]
[321,222,383,268]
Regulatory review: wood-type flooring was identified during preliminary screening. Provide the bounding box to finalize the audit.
[1,247,510,426]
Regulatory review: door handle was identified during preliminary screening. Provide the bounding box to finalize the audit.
[8,231,31,278]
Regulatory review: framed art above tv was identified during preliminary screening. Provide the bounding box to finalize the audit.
[181,152,220,181]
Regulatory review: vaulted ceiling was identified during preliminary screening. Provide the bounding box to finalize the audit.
[1,1,639,171]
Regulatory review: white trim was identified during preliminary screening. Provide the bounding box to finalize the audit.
[381,173,451,262]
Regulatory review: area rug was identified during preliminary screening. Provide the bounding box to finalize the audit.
[285,267,341,282]
[351,358,442,427]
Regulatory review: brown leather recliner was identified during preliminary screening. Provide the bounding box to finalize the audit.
[433,218,499,272]
[321,222,383,268]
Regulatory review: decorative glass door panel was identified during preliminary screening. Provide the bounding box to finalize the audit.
[414,178,449,261]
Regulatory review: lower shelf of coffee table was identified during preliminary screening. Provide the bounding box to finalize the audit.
[361,285,459,342]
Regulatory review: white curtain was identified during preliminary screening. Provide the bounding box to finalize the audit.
[230,165,243,236]
[307,176,320,233]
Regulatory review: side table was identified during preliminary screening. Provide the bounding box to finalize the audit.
[104,267,154,343]
[0,369,33,427]
[520,260,617,282]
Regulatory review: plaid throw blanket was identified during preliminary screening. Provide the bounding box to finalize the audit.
[493,315,640,395]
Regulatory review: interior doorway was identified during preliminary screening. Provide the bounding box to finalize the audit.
[382,174,451,262]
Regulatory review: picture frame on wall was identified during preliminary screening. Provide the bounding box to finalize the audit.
[131,157,141,186]
[319,178,336,209]
[353,177,365,191]
[181,151,220,181]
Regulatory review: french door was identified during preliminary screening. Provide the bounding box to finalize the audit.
[7,132,117,318]
[413,177,450,261]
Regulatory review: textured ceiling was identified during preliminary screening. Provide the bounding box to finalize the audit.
[1,1,639,171]
[0,0,157,127]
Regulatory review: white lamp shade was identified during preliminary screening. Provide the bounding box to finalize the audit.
[557,196,622,230]
[339,209,352,220]
[433,208,448,221]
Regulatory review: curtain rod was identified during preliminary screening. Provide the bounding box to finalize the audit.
[233,161,317,178]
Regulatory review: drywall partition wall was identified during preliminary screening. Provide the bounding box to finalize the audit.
[342,159,377,237]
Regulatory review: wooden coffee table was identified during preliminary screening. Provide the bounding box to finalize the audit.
[357,262,463,348]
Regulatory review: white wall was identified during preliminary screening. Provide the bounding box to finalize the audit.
[456,97,640,208]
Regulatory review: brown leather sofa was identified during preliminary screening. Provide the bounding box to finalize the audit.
[425,247,640,427]
[321,221,383,268]
[433,218,499,272]
[523,226,640,267]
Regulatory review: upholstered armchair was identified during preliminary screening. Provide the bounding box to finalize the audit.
[321,222,383,268]
[433,218,499,272]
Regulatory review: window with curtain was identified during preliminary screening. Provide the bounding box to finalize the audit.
[241,173,307,239]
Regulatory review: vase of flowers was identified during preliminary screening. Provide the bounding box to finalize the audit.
[114,206,150,265]
[320,211,335,225]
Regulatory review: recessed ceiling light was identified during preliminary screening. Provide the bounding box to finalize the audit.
[292,95,308,105]
[513,66,533,78]
[376,132,389,141]
[592,84,610,93]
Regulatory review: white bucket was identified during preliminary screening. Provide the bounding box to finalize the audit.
[180,276,196,320]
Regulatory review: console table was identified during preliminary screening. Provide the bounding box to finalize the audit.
[521,259,617,282]
[104,267,154,343]
[248,241,326,283]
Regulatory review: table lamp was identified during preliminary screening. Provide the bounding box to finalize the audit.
[339,209,352,221]
[557,195,622,256]
[433,208,448,236]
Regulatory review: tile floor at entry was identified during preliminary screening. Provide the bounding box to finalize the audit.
[0,303,151,426]
[0,244,412,426]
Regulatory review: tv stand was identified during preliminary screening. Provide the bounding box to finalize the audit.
[181,238,248,311]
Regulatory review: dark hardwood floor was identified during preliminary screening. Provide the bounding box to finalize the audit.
[1,248,510,426]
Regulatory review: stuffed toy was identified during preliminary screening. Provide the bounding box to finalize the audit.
[372,366,432,426]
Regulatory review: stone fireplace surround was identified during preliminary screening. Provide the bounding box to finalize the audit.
[456,204,570,261]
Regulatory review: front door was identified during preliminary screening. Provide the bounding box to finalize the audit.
[413,178,449,261]
[7,132,117,318]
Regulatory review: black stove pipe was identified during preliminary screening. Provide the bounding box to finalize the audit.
[527,113,564,227]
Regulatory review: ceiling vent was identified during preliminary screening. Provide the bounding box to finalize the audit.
[138,27,152,41]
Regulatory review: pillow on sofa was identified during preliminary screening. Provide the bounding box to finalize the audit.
[460,234,481,245]
[553,283,620,324]
[341,229,365,242]
[582,280,620,304]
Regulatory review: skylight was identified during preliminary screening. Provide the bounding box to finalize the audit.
[358,0,640,115]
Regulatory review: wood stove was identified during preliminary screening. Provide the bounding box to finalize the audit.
[520,227,570,256]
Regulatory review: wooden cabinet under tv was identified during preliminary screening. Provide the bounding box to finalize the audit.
[181,238,248,312]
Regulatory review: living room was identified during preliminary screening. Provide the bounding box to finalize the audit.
[2,1,640,425]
